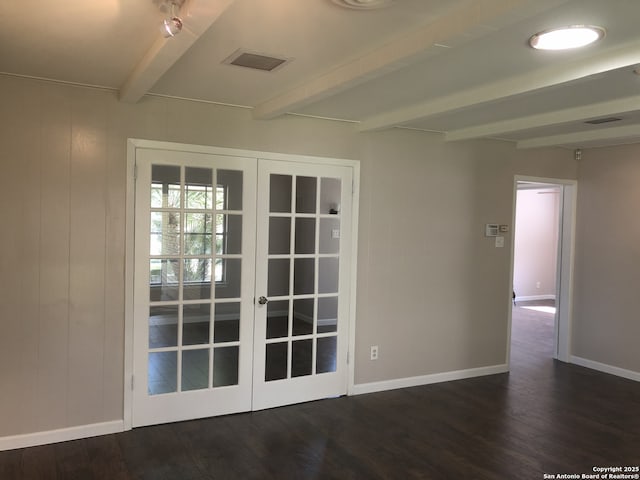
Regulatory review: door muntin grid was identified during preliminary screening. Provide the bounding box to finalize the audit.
[148,165,244,395]
[264,174,341,382]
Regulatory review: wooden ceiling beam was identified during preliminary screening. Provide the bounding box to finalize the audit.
[445,95,640,141]
[517,124,640,149]
[252,0,529,120]
[119,0,236,103]
[359,38,640,132]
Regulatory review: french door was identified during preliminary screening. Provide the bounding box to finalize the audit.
[253,160,353,410]
[132,147,353,427]
[132,149,257,427]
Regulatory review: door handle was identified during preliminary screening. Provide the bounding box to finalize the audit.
[258,296,269,305]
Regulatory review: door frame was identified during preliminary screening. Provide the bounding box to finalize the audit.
[507,175,577,365]
[123,138,360,431]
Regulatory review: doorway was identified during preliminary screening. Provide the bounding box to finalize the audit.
[508,176,576,365]
[125,141,358,428]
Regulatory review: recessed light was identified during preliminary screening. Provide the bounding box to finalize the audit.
[529,25,605,50]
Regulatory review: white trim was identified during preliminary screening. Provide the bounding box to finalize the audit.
[347,164,360,396]
[514,294,556,302]
[350,364,508,396]
[126,138,360,168]
[556,182,577,363]
[123,140,137,431]
[0,421,124,452]
[570,356,640,382]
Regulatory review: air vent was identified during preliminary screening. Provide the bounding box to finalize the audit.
[585,117,623,125]
[223,50,290,72]
[331,0,395,10]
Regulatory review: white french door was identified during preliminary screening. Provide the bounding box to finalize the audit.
[131,146,354,427]
[132,149,256,427]
[252,160,353,410]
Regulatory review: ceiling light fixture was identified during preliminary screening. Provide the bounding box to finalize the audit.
[529,25,605,50]
[161,2,183,38]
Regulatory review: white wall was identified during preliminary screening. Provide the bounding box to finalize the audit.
[513,187,559,301]
[0,74,578,439]
[572,145,640,374]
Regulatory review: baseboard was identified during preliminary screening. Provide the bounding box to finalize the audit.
[350,363,509,396]
[0,420,124,452]
[570,356,640,382]
[515,294,556,302]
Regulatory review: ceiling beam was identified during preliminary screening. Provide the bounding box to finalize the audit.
[119,0,236,103]
[252,0,529,120]
[445,95,640,141]
[359,38,640,132]
[516,124,640,149]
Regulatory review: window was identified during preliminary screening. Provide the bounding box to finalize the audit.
[150,169,231,287]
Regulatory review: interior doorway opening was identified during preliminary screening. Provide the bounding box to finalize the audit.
[513,182,561,307]
[508,176,576,366]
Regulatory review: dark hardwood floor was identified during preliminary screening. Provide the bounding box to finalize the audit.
[2,304,639,479]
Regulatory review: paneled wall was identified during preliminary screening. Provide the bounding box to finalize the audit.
[0,74,578,438]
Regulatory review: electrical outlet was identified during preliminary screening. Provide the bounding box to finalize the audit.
[536,281,541,289]
[370,345,379,360]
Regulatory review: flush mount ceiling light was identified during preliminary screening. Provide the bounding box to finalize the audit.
[161,2,183,38]
[331,0,395,10]
[529,25,605,50]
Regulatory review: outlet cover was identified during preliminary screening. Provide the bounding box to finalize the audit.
[370,345,379,360]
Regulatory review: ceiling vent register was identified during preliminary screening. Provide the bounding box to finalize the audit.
[331,0,395,10]
[223,50,290,72]
[584,117,622,125]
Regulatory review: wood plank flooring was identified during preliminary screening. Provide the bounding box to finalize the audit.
[2,304,639,479]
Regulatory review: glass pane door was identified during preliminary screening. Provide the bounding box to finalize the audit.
[132,148,356,425]
[253,160,353,411]
[133,149,256,427]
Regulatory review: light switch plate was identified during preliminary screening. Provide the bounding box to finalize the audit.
[495,236,505,248]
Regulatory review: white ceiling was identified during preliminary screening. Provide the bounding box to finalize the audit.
[4,0,640,149]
